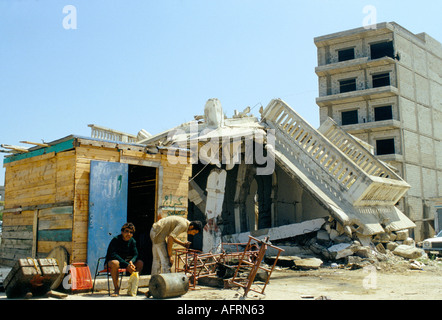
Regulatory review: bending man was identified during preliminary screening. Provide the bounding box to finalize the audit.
[150,215,202,275]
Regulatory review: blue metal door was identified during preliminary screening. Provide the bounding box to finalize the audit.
[87,161,129,273]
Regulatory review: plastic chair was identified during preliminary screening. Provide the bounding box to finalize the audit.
[70,262,93,292]
[92,257,126,295]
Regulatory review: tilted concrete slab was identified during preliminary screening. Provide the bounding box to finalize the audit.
[261,98,414,236]
[223,218,326,243]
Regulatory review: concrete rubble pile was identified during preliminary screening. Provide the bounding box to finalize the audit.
[266,217,429,272]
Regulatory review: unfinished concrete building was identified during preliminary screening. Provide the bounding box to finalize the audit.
[314,22,442,241]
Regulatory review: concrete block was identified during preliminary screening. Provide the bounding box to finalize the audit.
[317,230,330,243]
[393,245,424,259]
[386,242,399,251]
[293,258,323,270]
[395,229,410,241]
[328,243,353,260]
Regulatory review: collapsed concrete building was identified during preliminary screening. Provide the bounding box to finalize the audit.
[0,96,416,272]
[135,98,415,253]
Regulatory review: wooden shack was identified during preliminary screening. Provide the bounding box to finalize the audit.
[0,134,191,273]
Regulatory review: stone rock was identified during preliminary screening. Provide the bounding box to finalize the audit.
[333,234,352,244]
[354,246,371,258]
[357,234,372,247]
[293,258,323,270]
[393,245,424,259]
[395,229,409,241]
[373,232,391,243]
[309,242,326,256]
[403,238,415,247]
[328,243,353,260]
[346,256,370,269]
[376,243,386,254]
[329,229,340,241]
[409,260,424,270]
[317,230,330,243]
[386,242,399,251]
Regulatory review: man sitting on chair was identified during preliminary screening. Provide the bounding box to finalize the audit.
[105,222,143,296]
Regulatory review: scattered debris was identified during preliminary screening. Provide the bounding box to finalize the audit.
[175,235,284,298]
[293,258,323,270]
[264,216,430,273]
[45,290,68,299]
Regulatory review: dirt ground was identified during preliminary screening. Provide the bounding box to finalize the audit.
[1,258,441,301]
[178,263,442,300]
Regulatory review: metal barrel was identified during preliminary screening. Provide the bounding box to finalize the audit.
[149,273,189,299]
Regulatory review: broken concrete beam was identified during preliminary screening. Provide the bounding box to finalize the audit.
[316,230,330,244]
[394,229,409,241]
[375,243,386,254]
[265,256,297,268]
[266,245,310,257]
[223,218,325,244]
[346,256,371,269]
[327,243,353,260]
[293,258,323,270]
[403,238,415,247]
[188,180,207,213]
[332,234,352,244]
[386,242,399,251]
[329,229,340,241]
[315,244,334,260]
[353,246,371,258]
[356,234,372,247]
[372,232,392,243]
[393,245,424,259]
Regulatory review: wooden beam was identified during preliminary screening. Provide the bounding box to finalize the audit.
[32,210,38,258]
[20,141,49,147]
[1,144,29,153]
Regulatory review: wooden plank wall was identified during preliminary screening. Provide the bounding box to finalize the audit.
[1,150,76,266]
[1,210,34,264]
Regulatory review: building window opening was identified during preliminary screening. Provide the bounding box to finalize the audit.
[342,110,358,125]
[339,78,357,93]
[376,138,395,155]
[374,105,393,121]
[370,41,394,60]
[372,73,391,88]
[338,48,355,62]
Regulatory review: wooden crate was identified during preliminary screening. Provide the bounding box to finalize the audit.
[4,258,60,298]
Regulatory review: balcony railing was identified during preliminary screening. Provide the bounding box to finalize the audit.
[88,124,137,143]
[261,99,410,207]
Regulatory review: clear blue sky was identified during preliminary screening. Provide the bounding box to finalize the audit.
[1,0,441,185]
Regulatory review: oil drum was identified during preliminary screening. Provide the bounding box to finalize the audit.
[149,273,189,299]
